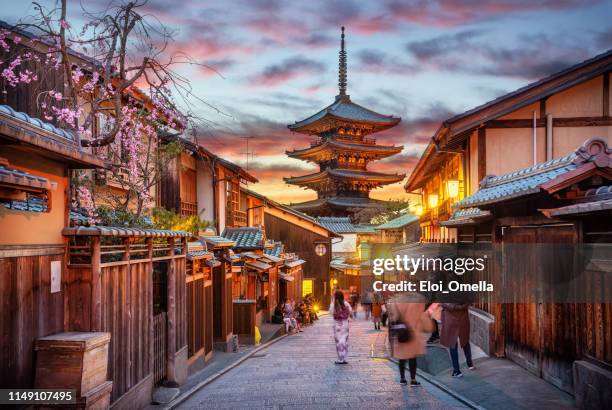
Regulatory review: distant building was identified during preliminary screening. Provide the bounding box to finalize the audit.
[285,27,405,217]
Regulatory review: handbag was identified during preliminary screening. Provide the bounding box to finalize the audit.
[389,306,414,343]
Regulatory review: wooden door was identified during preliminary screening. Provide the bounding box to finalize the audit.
[502,224,576,393]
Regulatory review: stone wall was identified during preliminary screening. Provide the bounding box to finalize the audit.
[468,307,495,356]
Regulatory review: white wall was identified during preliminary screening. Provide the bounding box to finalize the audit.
[332,233,357,253]
[196,160,214,223]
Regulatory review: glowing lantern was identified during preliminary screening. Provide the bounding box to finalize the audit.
[414,204,423,216]
[315,243,327,256]
[447,180,460,199]
[428,194,439,208]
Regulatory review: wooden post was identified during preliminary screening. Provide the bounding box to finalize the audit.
[146,237,154,382]
[477,127,486,183]
[91,236,102,331]
[166,237,177,385]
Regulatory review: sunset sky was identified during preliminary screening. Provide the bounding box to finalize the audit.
[4,0,612,204]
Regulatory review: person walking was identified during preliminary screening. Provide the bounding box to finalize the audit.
[361,291,373,320]
[388,292,435,385]
[349,287,359,319]
[440,303,474,377]
[329,290,353,364]
[371,293,383,330]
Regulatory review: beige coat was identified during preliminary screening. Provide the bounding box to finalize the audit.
[388,294,434,360]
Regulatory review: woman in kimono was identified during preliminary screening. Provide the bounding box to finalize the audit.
[329,290,353,364]
[371,292,383,330]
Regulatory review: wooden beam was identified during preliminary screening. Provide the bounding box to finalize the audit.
[539,98,547,119]
[477,127,486,183]
[604,71,610,117]
[487,116,612,128]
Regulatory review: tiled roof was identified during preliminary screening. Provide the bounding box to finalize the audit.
[316,217,356,233]
[0,104,76,142]
[264,241,284,257]
[0,163,57,191]
[187,250,214,261]
[454,138,611,210]
[454,152,578,208]
[200,235,235,248]
[540,185,612,217]
[285,169,404,185]
[62,226,192,237]
[287,139,403,158]
[375,213,418,230]
[291,196,386,211]
[544,199,612,217]
[245,260,272,271]
[288,95,400,132]
[278,272,295,282]
[283,259,306,268]
[353,224,378,234]
[2,193,49,213]
[222,227,264,250]
[440,207,492,226]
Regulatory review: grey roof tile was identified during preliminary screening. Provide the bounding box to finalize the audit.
[222,227,264,250]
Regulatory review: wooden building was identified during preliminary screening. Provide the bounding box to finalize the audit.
[442,138,611,407]
[0,105,104,390]
[241,188,340,302]
[285,27,404,217]
[406,50,612,242]
[374,213,420,245]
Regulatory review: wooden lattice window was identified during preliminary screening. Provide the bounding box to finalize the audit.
[180,169,197,216]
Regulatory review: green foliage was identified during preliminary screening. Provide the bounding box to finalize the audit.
[95,205,153,228]
[351,199,411,225]
[151,207,213,234]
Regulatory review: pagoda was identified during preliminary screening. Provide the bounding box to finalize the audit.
[285,27,405,217]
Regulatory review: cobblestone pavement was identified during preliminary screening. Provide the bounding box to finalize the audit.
[178,314,468,409]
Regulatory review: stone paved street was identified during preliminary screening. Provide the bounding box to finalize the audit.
[178,314,468,409]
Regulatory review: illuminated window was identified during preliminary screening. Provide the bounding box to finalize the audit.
[302,279,313,297]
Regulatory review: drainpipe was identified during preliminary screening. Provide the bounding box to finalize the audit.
[532,111,537,166]
[546,114,553,161]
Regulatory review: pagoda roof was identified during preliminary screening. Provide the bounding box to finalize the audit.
[288,95,400,135]
[284,169,405,186]
[287,138,403,161]
[291,196,386,212]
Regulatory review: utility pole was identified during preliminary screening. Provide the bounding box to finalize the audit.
[240,136,256,170]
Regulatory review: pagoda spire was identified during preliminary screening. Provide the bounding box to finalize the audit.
[338,26,347,97]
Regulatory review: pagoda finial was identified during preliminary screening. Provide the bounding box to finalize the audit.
[338,26,347,96]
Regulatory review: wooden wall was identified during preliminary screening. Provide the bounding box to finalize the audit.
[264,213,331,301]
[0,248,65,388]
[158,155,180,212]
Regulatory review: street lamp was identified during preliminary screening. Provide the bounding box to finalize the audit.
[428,193,439,208]
[447,180,460,199]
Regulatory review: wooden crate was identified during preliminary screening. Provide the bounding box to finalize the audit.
[35,332,111,399]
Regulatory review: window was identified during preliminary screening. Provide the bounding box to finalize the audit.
[180,169,197,216]
[302,279,313,297]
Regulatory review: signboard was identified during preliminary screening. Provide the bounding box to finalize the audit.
[50,260,61,293]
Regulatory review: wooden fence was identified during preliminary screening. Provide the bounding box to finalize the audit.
[0,245,65,388]
[63,229,189,407]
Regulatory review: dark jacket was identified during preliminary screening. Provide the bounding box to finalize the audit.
[440,303,470,348]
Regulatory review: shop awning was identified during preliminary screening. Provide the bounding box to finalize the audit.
[283,259,306,268]
[187,250,214,261]
[245,260,272,272]
[279,272,295,282]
